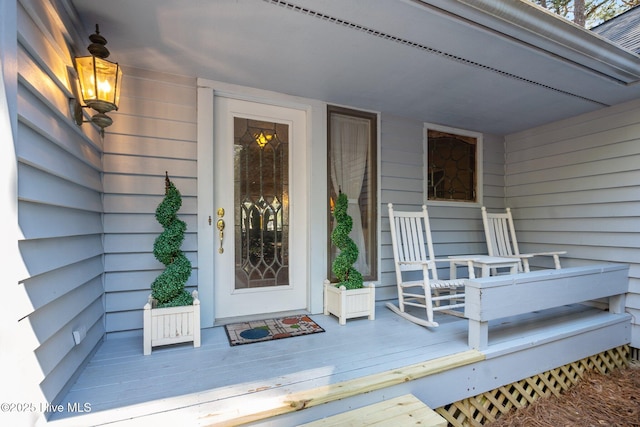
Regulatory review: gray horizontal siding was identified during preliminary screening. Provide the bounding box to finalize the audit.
[102,68,197,337]
[505,98,640,348]
[104,233,198,254]
[378,114,505,299]
[104,173,197,195]
[483,133,506,209]
[17,0,105,408]
[379,115,424,297]
[104,252,198,273]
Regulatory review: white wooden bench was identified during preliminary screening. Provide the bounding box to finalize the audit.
[299,394,446,427]
[464,264,629,350]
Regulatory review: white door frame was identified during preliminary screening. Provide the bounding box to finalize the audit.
[197,79,327,327]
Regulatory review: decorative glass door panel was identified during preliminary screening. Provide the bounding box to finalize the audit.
[234,118,289,289]
[213,96,307,320]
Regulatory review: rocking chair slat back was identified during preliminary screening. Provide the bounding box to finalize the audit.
[390,208,437,279]
[484,212,518,258]
[481,207,566,272]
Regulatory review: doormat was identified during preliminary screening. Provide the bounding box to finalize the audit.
[224,315,325,346]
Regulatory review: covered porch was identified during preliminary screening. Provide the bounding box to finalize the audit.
[47,275,631,426]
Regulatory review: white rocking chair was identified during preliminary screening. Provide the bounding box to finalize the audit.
[386,203,475,328]
[481,207,566,273]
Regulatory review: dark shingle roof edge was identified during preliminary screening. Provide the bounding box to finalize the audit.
[591,5,640,54]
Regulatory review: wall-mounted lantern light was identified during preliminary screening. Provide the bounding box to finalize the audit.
[70,25,122,134]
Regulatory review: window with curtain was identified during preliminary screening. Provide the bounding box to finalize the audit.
[327,106,378,282]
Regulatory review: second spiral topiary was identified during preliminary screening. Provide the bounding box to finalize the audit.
[151,172,193,307]
[331,191,363,290]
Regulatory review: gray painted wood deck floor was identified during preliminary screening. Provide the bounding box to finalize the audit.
[48,302,614,426]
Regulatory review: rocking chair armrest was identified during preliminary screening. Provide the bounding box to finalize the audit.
[435,257,477,263]
[516,251,566,271]
[501,254,534,259]
[397,261,431,266]
[521,251,567,257]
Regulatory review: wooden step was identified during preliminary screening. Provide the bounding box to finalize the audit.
[298,394,447,427]
[214,349,483,426]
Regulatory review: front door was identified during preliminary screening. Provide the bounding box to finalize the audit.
[213,97,307,319]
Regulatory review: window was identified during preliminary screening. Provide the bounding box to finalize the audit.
[424,124,482,204]
[328,106,378,282]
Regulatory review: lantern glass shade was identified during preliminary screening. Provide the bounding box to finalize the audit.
[75,55,122,114]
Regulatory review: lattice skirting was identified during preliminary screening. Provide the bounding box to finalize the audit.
[435,345,630,427]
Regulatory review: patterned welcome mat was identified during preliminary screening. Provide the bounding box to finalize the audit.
[224,315,325,346]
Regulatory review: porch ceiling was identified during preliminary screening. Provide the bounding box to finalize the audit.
[70,0,640,135]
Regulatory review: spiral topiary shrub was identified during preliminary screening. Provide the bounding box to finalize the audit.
[331,191,363,290]
[151,172,193,307]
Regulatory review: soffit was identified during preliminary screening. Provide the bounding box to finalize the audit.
[69,0,640,135]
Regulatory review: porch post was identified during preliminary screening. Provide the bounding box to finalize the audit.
[468,319,488,350]
[609,294,626,314]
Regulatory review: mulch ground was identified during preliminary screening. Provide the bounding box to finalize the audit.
[488,359,640,427]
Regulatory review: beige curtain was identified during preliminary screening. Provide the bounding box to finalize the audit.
[330,114,370,276]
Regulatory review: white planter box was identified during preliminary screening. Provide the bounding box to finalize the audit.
[143,290,201,355]
[323,280,375,325]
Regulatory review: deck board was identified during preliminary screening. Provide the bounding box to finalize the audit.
[48,302,626,426]
[52,304,466,420]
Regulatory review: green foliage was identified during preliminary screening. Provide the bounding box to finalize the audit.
[529,0,640,28]
[331,192,363,290]
[151,173,193,307]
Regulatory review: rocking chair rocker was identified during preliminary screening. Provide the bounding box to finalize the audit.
[481,207,566,273]
[386,203,475,328]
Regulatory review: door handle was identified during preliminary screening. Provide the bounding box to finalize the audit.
[217,219,225,253]
[216,208,225,254]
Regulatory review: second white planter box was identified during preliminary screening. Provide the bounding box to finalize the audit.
[323,280,375,325]
[143,290,201,355]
